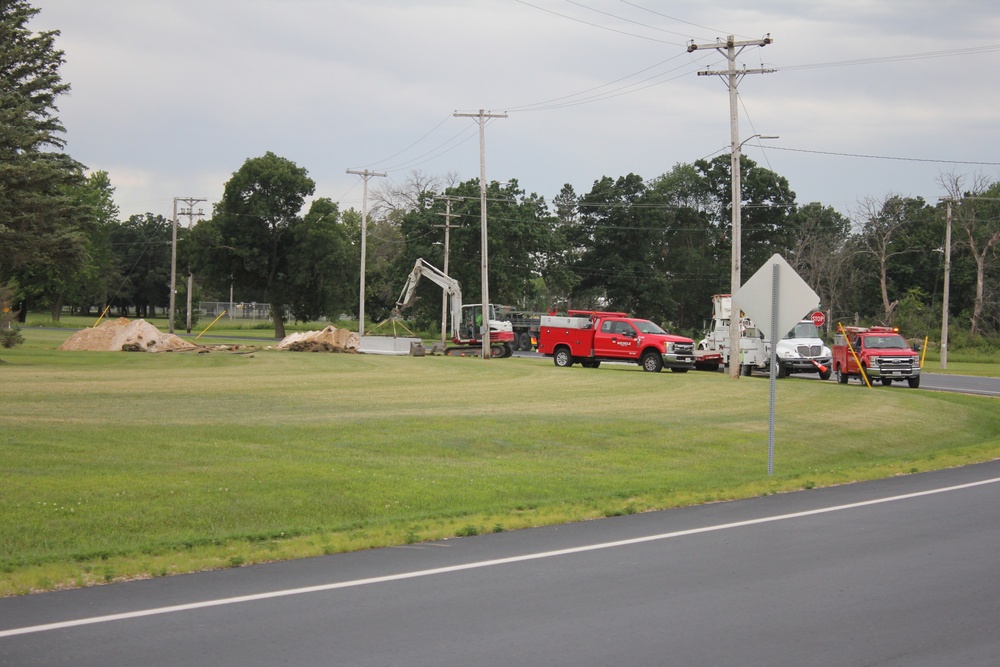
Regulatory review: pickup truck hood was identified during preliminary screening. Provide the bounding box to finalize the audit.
[776,337,831,359]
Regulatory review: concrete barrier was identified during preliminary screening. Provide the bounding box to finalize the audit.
[359,335,422,355]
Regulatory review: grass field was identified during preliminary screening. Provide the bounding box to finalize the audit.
[2,323,999,596]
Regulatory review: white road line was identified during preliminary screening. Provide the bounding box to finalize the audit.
[3,476,999,638]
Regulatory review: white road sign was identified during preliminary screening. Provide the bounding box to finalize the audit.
[733,253,819,341]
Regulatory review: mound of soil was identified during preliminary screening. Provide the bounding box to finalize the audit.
[58,318,197,353]
[276,326,360,352]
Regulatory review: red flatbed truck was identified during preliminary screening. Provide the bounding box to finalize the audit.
[537,310,695,373]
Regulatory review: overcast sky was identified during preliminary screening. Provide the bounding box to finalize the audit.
[29,0,1000,221]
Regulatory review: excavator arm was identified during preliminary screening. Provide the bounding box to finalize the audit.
[393,258,463,339]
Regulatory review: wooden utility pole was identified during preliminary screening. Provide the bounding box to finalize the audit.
[168,196,206,334]
[434,196,461,342]
[939,196,953,369]
[453,109,507,358]
[346,168,386,339]
[688,35,773,378]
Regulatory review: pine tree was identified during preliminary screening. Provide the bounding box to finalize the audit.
[0,0,89,318]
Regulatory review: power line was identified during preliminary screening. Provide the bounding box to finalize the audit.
[559,0,702,41]
[767,146,1000,166]
[512,0,683,45]
[776,44,1000,71]
[615,0,734,38]
[506,54,700,112]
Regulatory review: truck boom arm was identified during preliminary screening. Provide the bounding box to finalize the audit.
[393,258,462,338]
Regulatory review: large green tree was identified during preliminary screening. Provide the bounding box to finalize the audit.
[285,197,356,323]
[648,163,725,330]
[572,174,674,321]
[193,152,315,338]
[693,154,798,279]
[390,178,551,328]
[107,213,171,318]
[0,0,90,320]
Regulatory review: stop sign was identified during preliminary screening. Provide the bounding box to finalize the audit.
[811,311,826,327]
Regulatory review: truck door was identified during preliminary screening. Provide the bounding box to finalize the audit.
[594,319,639,359]
[843,336,863,373]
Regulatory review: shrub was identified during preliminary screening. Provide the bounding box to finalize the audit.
[0,326,24,349]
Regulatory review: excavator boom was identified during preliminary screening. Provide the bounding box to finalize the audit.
[393,258,462,339]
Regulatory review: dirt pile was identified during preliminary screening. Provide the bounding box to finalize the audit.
[58,318,198,353]
[276,326,360,352]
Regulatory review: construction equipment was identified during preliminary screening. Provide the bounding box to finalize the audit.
[392,258,514,358]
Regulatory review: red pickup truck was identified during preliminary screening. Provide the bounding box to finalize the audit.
[832,325,921,387]
[537,310,695,372]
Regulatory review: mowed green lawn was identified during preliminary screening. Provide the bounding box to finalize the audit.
[2,327,1000,596]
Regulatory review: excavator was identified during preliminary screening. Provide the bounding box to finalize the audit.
[393,258,515,358]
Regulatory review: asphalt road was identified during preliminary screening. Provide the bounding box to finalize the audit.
[522,350,1000,397]
[3,461,999,666]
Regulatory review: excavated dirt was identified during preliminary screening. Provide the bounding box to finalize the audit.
[276,326,360,353]
[58,318,198,353]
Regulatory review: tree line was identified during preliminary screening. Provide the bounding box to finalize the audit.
[3,0,999,346]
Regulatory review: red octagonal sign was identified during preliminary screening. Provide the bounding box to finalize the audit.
[811,311,826,327]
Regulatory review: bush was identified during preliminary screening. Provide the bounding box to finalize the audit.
[0,326,25,349]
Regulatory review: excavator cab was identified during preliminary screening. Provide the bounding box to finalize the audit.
[460,305,483,340]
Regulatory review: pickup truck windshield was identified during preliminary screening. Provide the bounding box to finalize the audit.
[632,320,666,335]
[865,335,908,349]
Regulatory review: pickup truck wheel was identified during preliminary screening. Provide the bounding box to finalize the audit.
[836,364,848,384]
[908,375,921,388]
[641,351,663,373]
[553,347,573,367]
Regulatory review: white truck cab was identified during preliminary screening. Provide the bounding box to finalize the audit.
[774,320,832,380]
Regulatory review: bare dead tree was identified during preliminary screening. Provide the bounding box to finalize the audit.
[852,194,914,324]
[369,170,457,221]
[941,172,1000,337]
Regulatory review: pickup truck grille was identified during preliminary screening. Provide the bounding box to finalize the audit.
[876,357,914,371]
[796,344,822,356]
[673,342,694,354]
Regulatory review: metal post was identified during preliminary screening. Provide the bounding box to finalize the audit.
[768,263,779,476]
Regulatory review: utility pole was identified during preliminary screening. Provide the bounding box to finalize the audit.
[168,196,206,334]
[179,199,206,333]
[454,109,507,358]
[434,196,461,343]
[169,198,178,334]
[939,196,953,369]
[688,35,773,378]
[346,168,387,339]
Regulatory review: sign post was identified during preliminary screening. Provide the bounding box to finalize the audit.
[733,254,820,475]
